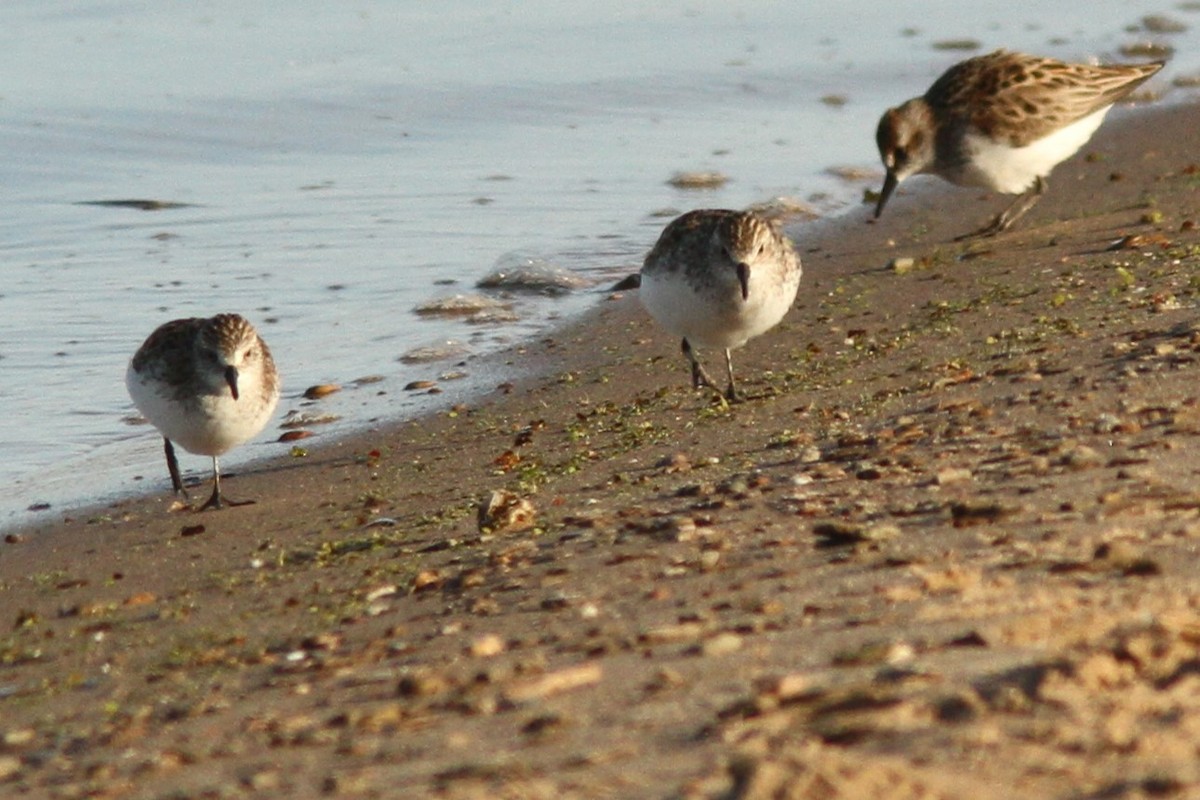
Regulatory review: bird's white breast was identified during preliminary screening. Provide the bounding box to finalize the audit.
[958,106,1111,194]
[125,362,279,457]
[640,263,800,351]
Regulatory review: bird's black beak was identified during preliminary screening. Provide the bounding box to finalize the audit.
[875,170,898,218]
[736,262,750,301]
[225,365,240,401]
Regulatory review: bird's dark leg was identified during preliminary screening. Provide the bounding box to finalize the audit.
[959,176,1047,240]
[198,456,224,510]
[682,338,720,393]
[164,438,188,498]
[722,348,742,403]
[198,455,256,510]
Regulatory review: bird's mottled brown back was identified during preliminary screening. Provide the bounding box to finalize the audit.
[130,317,208,386]
[132,314,277,397]
[925,49,1163,146]
[644,209,736,275]
[643,209,796,280]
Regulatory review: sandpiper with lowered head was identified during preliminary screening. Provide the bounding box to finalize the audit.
[874,49,1163,238]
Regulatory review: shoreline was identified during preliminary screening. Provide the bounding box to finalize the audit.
[4,86,1183,533]
[3,100,1200,797]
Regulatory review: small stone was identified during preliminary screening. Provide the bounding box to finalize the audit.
[752,673,813,703]
[646,667,686,692]
[0,756,20,781]
[699,632,742,657]
[641,622,706,644]
[2,729,34,748]
[655,516,697,542]
[398,670,451,698]
[477,255,591,296]
[936,467,972,485]
[813,520,897,547]
[1119,41,1174,59]
[399,341,468,365]
[503,662,602,704]
[1142,14,1187,33]
[950,500,1013,527]
[667,171,729,189]
[469,634,506,658]
[302,384,340,400]
[244,769,281,791]
[932,38,981,51]
[414,293,511,317]
[1061,445,1104,470]
[889,256,916,274]
[363,585,397,603]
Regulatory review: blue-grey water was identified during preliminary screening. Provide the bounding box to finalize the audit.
[2,1,1198,528]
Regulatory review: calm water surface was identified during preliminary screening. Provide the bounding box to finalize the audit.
[2,1,1197,527]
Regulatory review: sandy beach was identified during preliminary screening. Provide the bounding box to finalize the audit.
[3,100,1200,798]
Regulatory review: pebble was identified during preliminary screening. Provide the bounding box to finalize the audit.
[302,384,340,400]
[1142,13,1187,33]
[667,171,728,189]
[398,341,468,364]
[936,467,972,485]
[469,634,506,658]
[699,632,743,657]
[1061,445,1104,470]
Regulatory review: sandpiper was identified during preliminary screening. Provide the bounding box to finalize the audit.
[640,209,801,401]
[875,50,1163,238]
[126,313,280,509]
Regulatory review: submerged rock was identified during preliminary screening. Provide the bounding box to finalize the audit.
[399,340,469,364]
[478,254,591,296]
[414,293,511,317]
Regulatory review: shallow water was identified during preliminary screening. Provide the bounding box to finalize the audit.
[2,1,1197,528]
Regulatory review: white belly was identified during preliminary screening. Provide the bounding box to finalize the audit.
[957,106,1110,194]
[125,364,278,456]
[640,268,800,351]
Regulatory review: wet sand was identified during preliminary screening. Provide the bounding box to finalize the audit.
[3,102,1200,798]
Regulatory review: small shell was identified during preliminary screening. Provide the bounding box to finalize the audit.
[477,490,536,534]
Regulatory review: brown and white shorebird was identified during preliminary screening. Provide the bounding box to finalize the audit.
[874,49,1163,238]
[126,314,280,510]
[640,209,802,401]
